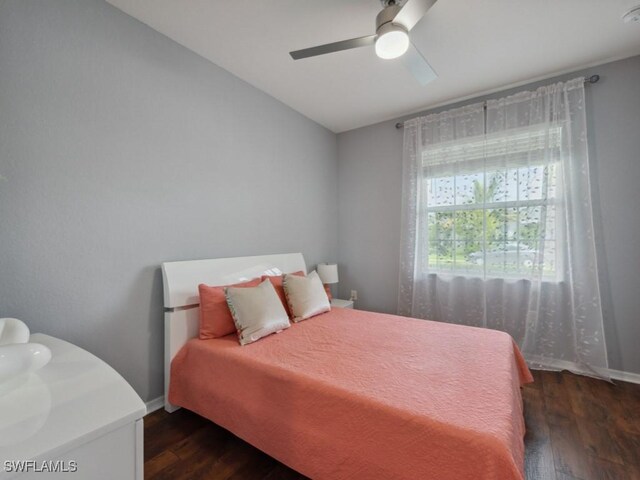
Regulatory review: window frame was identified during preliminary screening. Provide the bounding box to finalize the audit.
[420,127,565,281]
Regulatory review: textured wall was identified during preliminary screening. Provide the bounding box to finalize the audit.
[0,0,338,401]
[337,55,640,375]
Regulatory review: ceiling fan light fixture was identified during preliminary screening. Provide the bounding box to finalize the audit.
[374,23,409,59]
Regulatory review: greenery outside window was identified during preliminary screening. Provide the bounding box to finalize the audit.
[422,126,562,278]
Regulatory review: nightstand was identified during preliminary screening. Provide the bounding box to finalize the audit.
[330,298,354,309]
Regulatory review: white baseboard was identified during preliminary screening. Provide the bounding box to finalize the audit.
[527,357,640,385]
[608,368,640,385]
[145,396,164,414]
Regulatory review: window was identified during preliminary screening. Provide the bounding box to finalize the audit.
[422,126,562,278]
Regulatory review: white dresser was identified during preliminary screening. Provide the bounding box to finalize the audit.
[0,334,146,479]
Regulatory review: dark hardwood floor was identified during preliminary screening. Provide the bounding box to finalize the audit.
[144,370,640,479]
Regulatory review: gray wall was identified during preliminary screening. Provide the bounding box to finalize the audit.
[1,0,637,402]
[0,0,338,402]
[337,55,640,375]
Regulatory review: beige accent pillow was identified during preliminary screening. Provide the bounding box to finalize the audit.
[225,279,291,345]
[283,270,331,322]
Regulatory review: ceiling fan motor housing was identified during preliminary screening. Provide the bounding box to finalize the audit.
[376,4,403,32]
[374,4,410,59]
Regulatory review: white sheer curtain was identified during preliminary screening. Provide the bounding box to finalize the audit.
[398,77,609,377]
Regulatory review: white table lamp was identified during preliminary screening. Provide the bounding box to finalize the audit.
[317,263,339,285]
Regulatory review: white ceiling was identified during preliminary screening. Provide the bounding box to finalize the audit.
[106,0,640,133]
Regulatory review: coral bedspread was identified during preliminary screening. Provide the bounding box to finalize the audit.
[169,308,533,480]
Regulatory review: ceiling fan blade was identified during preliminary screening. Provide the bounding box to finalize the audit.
[402,42,437,86]
[290,35,377,60]
[393,0,437,31]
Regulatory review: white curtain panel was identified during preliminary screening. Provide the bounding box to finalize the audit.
[398,77,609,377]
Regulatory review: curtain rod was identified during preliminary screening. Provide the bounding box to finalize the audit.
[394,74,600,129]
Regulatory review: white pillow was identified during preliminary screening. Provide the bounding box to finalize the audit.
[283,270,331,322]
[225,279,291,345]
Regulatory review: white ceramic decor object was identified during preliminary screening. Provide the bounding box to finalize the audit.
[0,342,52,383]
[0,317,31,345]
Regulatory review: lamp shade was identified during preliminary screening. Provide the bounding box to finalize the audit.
[317,264,339,284]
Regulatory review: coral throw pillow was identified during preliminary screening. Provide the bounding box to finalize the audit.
[198,278,261,339]
[324,284,333,301]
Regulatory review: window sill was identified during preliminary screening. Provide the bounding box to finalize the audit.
[424,271,562,284]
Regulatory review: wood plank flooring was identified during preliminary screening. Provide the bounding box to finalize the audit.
[144,370,640,479]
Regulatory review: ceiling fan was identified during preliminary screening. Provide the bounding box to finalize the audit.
[289,0,438,86]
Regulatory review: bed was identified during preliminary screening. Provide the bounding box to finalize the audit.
[162,253,533,480]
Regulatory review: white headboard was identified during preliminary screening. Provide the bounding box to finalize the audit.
[161,253,306,412]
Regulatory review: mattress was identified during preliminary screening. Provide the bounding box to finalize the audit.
[169,307,533,479]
